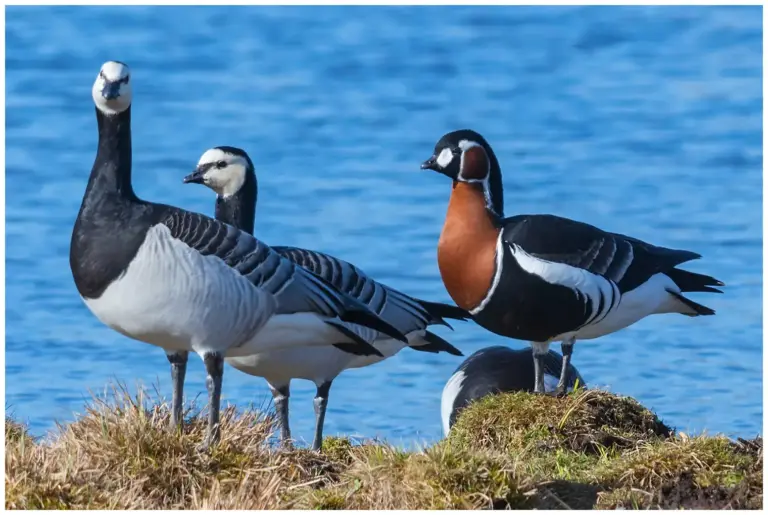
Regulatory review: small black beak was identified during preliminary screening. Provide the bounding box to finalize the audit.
[183,168,206,184]
[101,81,122,100]
[421,155,438,170]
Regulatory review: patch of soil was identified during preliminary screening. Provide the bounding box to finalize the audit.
[533,480,602,510]
[659,471,760,510]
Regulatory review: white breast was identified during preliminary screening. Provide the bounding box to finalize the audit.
[82,224,277,355]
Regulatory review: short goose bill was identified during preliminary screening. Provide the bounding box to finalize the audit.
[183,168,206,184]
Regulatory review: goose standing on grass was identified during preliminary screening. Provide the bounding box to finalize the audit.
[69,62,408,449]
[182,146,469,450]
[441,346,585,436]
[420,129,724,396]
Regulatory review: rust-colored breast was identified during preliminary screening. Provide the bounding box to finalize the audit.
[437,182,500,312]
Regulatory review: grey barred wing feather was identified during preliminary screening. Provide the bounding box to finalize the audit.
[502,214,702,293]
[159,209,407,343]
[161,209,338,316]
[272,246,436,335]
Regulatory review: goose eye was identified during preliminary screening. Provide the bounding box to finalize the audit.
[216,161,227,169]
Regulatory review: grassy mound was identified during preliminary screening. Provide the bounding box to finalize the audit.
[448,389,671,455]
[4,386,762,509]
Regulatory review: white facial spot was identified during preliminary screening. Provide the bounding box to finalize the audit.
[458,139,480,151]
[197,148,250,198]
[92,61,132,115]
[436,147,454,168]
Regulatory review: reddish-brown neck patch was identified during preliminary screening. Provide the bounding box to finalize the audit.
[459,145,489,181]
[437,181,500,312]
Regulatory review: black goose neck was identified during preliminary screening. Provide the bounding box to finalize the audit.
[214,169,258,234]
[483,145,505,220]
[84,106,136,201]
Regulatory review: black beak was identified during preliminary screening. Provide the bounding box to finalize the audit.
[101,81,122,100]
[183,168,206,184]
[421,155,438,170]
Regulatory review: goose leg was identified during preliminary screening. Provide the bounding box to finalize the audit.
[531,342,549,394]
[311,381,332,451]
[555,338,576,397]
[166,350,188,431]
[200,352,224,451]
[269,383,292,449]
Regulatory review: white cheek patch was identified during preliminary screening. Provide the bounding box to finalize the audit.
[436,147,454,168]
[205,165,247,198]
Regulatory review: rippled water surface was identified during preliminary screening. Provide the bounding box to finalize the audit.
[5,6,763,445]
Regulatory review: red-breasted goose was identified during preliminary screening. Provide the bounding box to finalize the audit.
[421,129,724,396]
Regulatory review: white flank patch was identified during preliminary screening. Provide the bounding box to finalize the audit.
[441,369,466,437]
[470,233,506,316]
[82,224,277,355]
[509,243,617,328]
[575,272,684,339]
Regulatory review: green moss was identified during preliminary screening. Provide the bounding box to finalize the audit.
[310,491,346,509]
[448,388,671,457]
[319,436,354,464]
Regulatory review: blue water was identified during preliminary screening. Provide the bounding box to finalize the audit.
[5,6,763,446]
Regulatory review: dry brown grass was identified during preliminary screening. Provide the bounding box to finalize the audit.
[4,385,763,509]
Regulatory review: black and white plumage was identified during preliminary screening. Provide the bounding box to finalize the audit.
[441,346,585,436]
[488,214,721,342]
[69,62,408,449]
[183,146,468,450]
[422,129,724,396]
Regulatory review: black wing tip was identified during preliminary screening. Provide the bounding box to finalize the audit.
[414,299,472,323]
[332,342,384,358]
[341,307,408,343]
[324,321,385,357]
[667,289,717,316]
[418,330,464,356]
[665,268,725,293]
